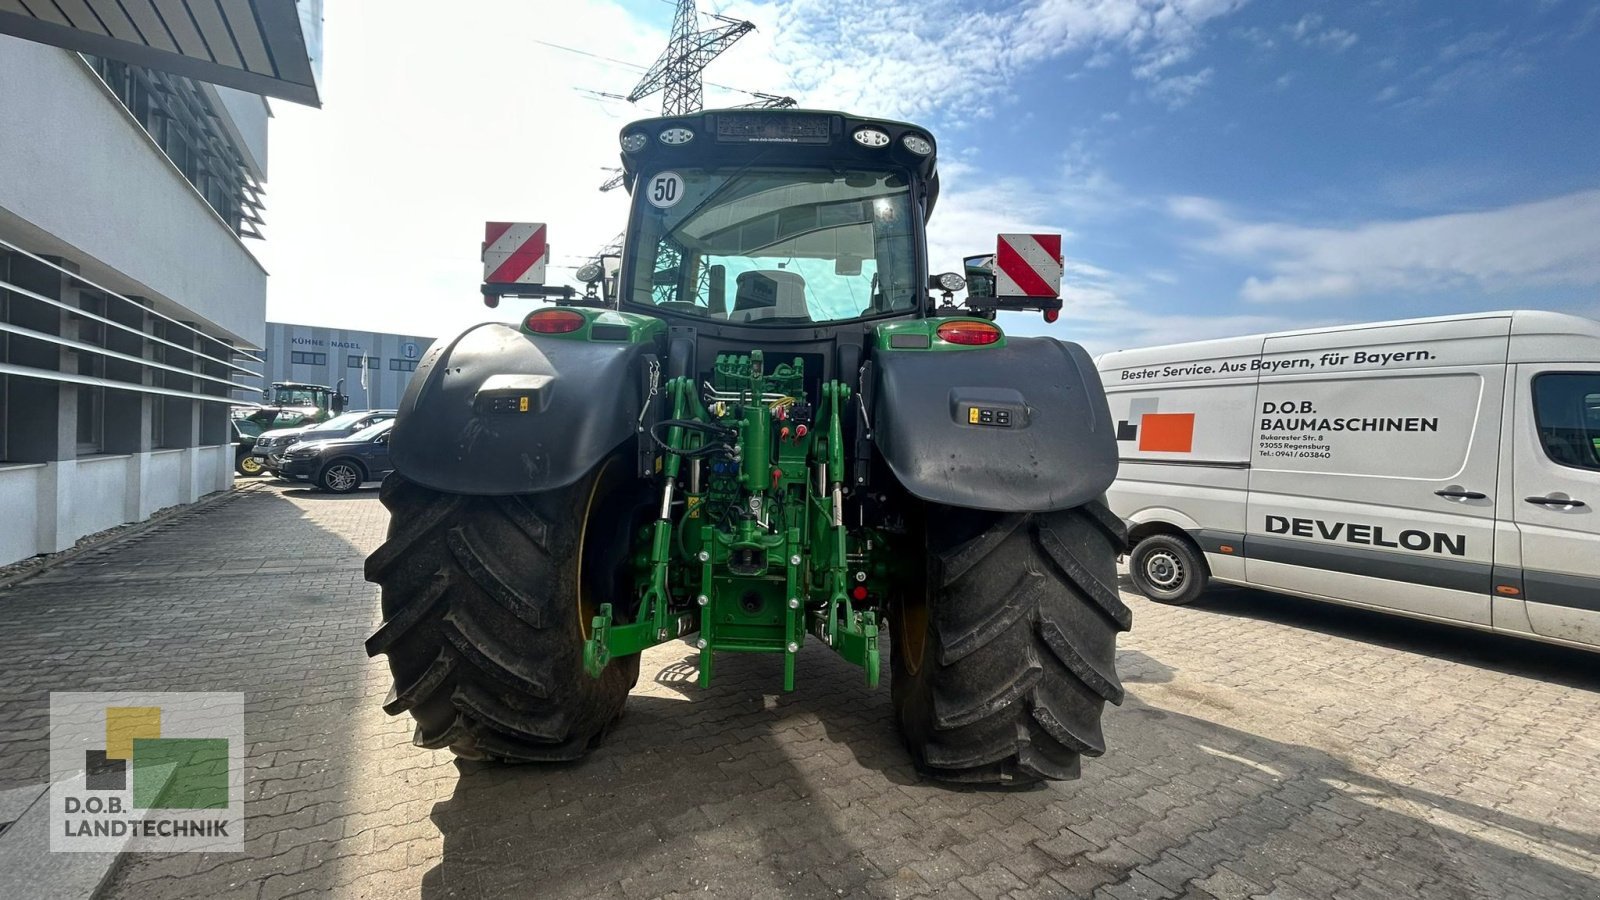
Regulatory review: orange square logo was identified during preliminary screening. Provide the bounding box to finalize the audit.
[1137,413,1195,453]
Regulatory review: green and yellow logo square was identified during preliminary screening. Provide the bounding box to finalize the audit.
[88,706,229,809]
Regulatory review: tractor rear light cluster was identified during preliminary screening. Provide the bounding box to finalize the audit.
[524,309,585,334]
[936,321,1002,346]
[901,133,934,155]
[620,132,649,153]
[659,126,695,145]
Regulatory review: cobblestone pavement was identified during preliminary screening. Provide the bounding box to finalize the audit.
[1,481,1596,899]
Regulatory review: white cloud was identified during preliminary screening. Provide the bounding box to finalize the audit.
[1147,66,1213,108]
[719,0,1250,123]
[1168,190,1600,303]
[1286,13,1357,52]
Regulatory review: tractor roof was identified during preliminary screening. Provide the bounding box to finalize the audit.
[617,108,941,219]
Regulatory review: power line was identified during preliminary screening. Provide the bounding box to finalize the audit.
[533,37,781,100]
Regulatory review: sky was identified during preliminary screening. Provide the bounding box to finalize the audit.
[254,0,1600,355]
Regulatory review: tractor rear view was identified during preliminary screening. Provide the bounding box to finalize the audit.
[364,110,1129,784]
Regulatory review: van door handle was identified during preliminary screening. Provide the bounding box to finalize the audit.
[1524,495,1586,508]
[1434,490,1487,500]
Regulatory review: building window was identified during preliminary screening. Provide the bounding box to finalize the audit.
[348,354,378,369]
[150,341,166,447]
[390,359,418,372]
[75,296,106,454]
[291,351,327,366]
[77,387,104,453]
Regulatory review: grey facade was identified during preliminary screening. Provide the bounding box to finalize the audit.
[258,323,435,412]
[0,36,272,566]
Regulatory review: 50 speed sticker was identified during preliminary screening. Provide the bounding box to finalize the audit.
[648,171,684,209]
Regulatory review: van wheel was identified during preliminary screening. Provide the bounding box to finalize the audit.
[1129,534,1206,605]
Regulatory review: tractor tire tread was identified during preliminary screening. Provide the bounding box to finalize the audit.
[445,526,547,629]
[365,569,450,657]
[366,473,634,764]
[894,500,1128,786]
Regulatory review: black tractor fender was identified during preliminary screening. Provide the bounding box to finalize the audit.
[870,335,1118,512]
[389,322,653,496]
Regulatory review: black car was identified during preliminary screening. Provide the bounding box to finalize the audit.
[278,419,395,493]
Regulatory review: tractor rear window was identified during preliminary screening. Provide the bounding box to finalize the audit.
[270,387,320,406]
[626,168,919,325]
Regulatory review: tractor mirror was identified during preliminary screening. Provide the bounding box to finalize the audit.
[963,255,995,299]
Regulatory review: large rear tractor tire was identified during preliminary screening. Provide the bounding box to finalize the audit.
[891,500,1131,785]
[364,453,649,761]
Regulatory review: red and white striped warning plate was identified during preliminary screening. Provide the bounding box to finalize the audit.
[482,222,548,285]
[994,233,1063,298]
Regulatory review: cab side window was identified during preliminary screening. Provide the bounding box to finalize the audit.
[1532,373,1600,471]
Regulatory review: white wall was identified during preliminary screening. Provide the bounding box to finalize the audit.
[69,455,129,537]
[0,449,231,566]
[0,465,43,564]
[0,38,268,346]
[196,445,230,496]
[145,450,185,513]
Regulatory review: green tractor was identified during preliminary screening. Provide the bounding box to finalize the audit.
[241,381,347,431]
[364,110,1129,784]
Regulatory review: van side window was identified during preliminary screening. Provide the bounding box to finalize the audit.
[1532,373,1600,471]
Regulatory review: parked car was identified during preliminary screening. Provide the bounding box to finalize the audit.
[252,409,396,476]
[280,419,395,493]
[232,418,265,477]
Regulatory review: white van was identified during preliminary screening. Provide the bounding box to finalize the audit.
[1096,310,1600,651]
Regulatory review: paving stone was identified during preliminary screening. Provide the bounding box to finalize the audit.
[0,482,1589,900]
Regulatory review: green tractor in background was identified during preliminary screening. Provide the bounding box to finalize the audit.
[240,381,347,431]
[364,110,1129,785]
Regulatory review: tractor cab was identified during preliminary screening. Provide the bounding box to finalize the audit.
[613,111,939,328]
[244,381,348,430]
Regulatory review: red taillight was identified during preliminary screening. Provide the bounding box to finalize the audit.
[1043,308,1060,323]
[936,320,1002,346]
[851,585,869,601]
[524,309,585,334]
